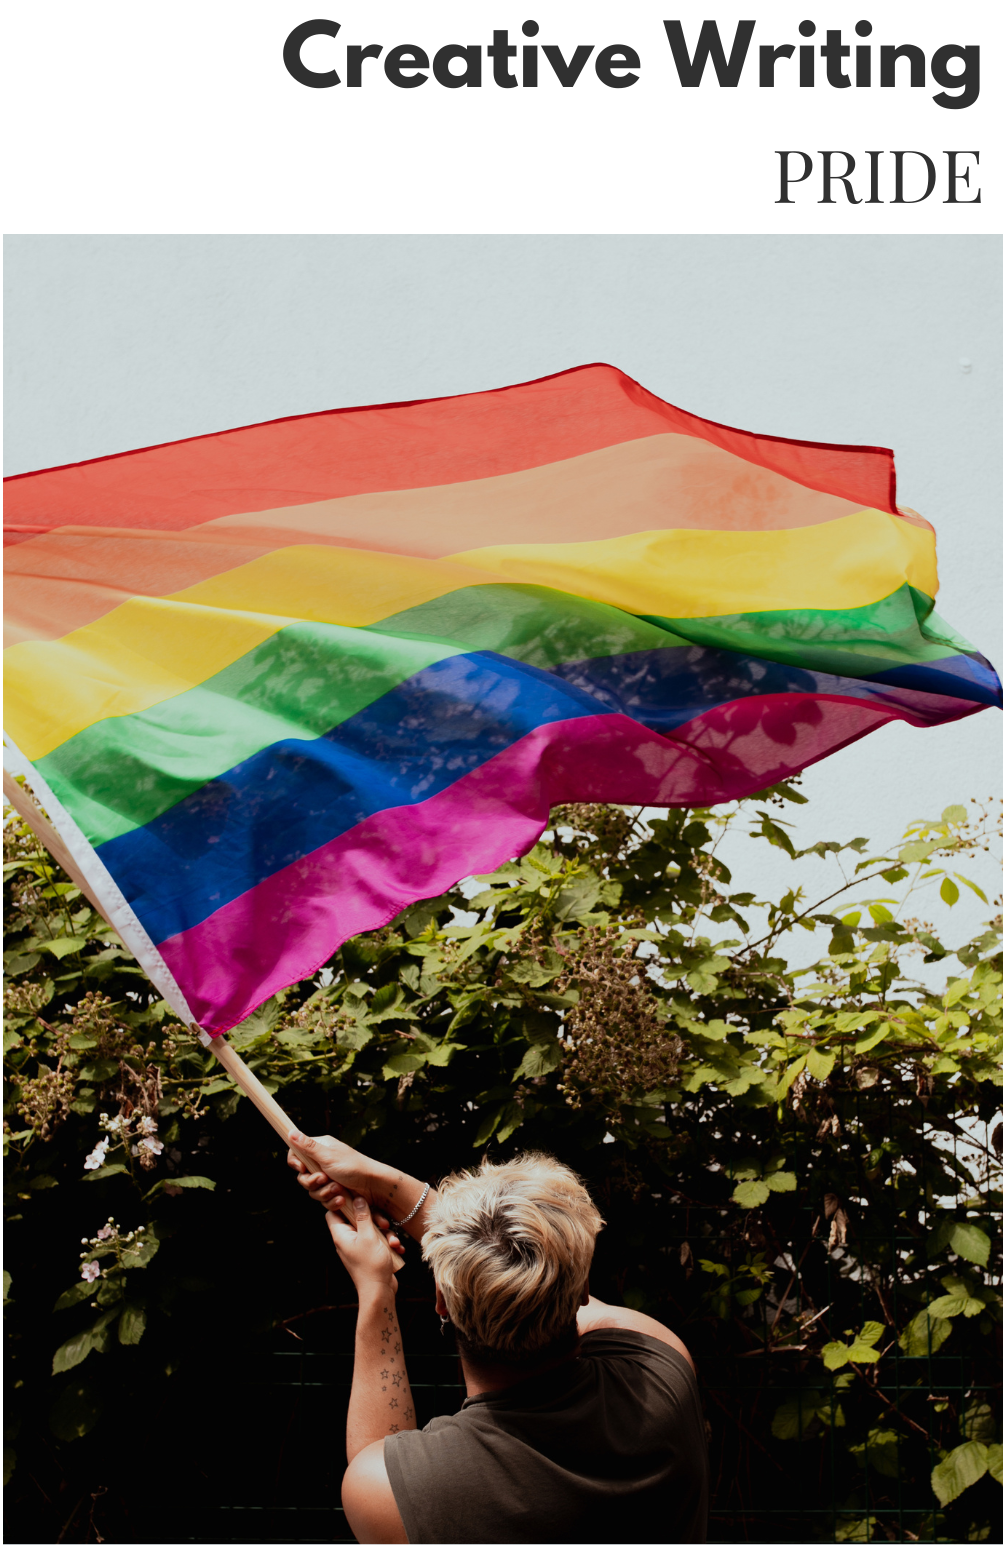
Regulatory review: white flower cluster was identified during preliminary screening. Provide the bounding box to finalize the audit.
[84,1112,164,1169]
[78,1218,150,1283]
[132,1114,164,1158]
[79,1217,120,1281]
[83,1136,110,1170]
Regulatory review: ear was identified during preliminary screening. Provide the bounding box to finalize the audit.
[580,1277,591,1306]
[434,1281,448,1318]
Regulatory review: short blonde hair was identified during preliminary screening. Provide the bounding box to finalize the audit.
[422,1152,604,1364]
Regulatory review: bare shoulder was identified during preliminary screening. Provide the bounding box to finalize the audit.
[342,1440,409,1544]
[577,1295,696,1374]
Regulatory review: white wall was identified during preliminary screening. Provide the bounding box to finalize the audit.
[5,235,1001,932]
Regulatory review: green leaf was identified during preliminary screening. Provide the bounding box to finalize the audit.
[3,951,41,976]
[765,1170,797,1193]
[940,876,960,907]
[505,949,564,987]
[473,1107,503,1147]
[48,1381,103,1442]
[941,804,968,824]
[855,1024,891,1055]
[512,1041,562,1081]
[227,997,284,1049]
[51,1308,121,1374]
[834,1517,877,1542]
[3,1445,14,1485]
[898,1309,952,1357]
[76,1058,120,1082]
[118,1303,146,1345]
[554,875,607,922]
[35,936,87,958]
[927,1292,984,1320]
[364,983,419,1024]
[29,1174,58,1189]
[336,1022,373,1052]
[846,1344,881,1365]
[82,1163,129,1182]
[159,1175,214,1193]
[984,1443,1003,1484]
[732,1179,771,1208]
[959,1401,998,1444]
[822,1323,883,1369]
[722,1067,767,1097]
[900,838,947,863]
[495,1102,525,1145]
[382,1052,426,1079]
[771,1389,829,1439]
[931,1441,989,1505]
[944,976,972,1007]
[120,1232,161,1269]
[53,1280,99,1313]
[778,1054,807,1099]
[758,815,796,858]
[948,1221,991,1268]
[849,1427,901,1478]
[425,1042,464,1068]
[806,1047,836,1082]
[956,873,988,904]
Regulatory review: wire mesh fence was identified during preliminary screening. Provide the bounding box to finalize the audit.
[170,1164,1000,1544]
[143,1096,1003,1544]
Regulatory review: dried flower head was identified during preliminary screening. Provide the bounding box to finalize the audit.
[556,926,682,1109]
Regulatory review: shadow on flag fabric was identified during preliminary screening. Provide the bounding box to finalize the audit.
[4,364,1001,1036]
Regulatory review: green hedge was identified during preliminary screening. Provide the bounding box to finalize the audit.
[4,787,1002,1541]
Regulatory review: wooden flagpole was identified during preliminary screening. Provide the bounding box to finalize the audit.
[4,771,401,1266]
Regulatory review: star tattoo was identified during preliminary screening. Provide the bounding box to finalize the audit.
[392,1371,404,1387]
[389,1397,399,1409]
[393,1341,401,1353]
[380,1369,389,1380]
[380,1328,391,1343]
[381,1386,387,1393]
[404,1407,414,1421]
[389,1423,399,1434]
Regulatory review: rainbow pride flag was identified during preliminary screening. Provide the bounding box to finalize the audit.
[4,364,1000,1035]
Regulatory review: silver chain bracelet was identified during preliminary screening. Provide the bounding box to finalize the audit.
[390,1180,431,1229]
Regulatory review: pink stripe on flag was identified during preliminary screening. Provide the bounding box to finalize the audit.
[160,691,977,1034]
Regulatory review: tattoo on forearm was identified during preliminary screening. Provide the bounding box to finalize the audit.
[376,1301,414,1436]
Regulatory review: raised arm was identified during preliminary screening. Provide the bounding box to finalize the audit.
[326,1197,411,1543]
[287,1128,437,1244]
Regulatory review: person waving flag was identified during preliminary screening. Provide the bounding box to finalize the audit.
[5,363,1000,1039]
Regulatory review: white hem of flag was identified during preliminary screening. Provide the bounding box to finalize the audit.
[3,734,197,1028]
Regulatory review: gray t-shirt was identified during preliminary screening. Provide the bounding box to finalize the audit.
[384,1328,708,1543]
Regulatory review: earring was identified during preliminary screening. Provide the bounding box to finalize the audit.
[438,1314,449,1336]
